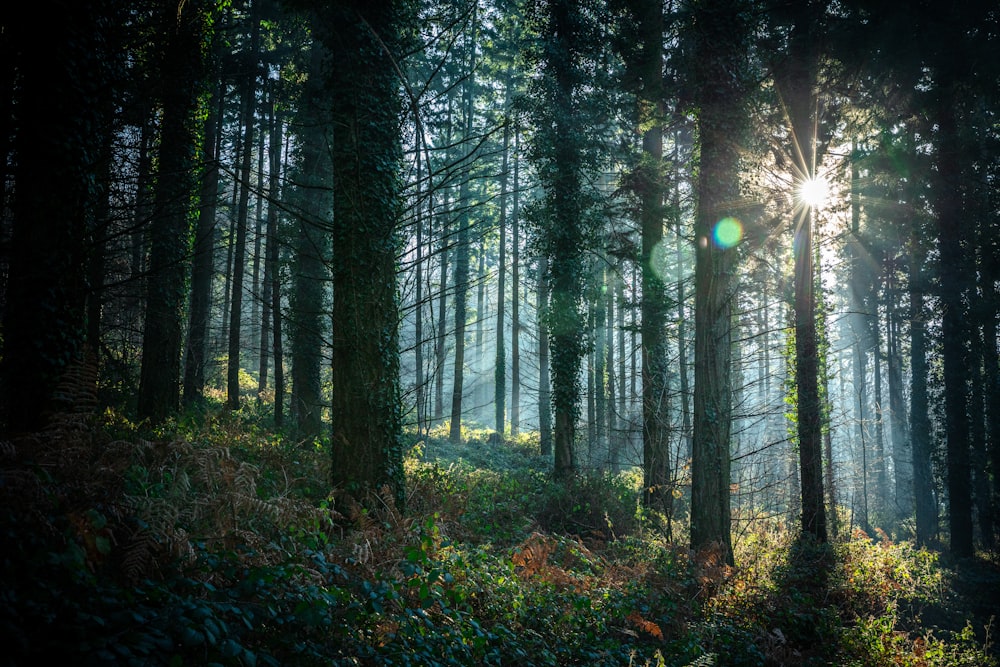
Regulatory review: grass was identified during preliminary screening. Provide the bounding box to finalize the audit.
[1,401,997,666]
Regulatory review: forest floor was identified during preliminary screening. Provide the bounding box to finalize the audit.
[1,401,998,666]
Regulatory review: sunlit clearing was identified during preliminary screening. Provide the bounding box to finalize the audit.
[713,217,743,249]
[798,176,829,209]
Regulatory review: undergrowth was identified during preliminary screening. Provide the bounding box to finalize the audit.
[1,392,996,666]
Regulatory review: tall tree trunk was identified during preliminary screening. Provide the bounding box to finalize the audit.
[545,0,587,480]
[617,271,627,454]
[259,84,282,397]
[495,116,510,436]
[289,43,332,440]
[873,322,888,519]
[3,1,116,430]
[690,0,749,563]
[137,1,212,422]
[595,269,607,463]
[415,136,426,438]
[184,66,224,406]
[886,275,912,524]
[538,257,552,457]
[848,141,872,532]
[450,9,476,444]
[628,0,670,510]
[982,228,1000,549]
[970,320,993,548]
[324,0,410,507]
[909,224,936,545]
[511,127,521,436]
[936,87,974,557]
[587,318,597,462]
[675,128,692,462]
[778,0,826,543]
[434,120,450,424]
[227,0,262,410]
[606,269,617,468]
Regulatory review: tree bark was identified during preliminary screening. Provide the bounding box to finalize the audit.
[3,2,116,430]
[227,0,262,410]
[324,0,410,507]
[450,10,477,444]
[184,64,224,406]
[138,1,212,422]
[936,87,974,557]
[689,0,749,563]
[289,43,332,440]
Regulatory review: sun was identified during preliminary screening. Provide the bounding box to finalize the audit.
[798,176,830,209]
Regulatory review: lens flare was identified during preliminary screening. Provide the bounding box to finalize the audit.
[651,238,671,281]
[799,176,829,209]
[712,217,743,249]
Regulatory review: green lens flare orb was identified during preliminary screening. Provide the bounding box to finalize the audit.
[713,217,742,249]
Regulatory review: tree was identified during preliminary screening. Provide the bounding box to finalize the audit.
[2,1,121,431]
[258,79,285,423]
[321,0,412,507]
[287,42,332,440]
[689,0,751,563]
[183,48,225,407]
[138,0,214,422]
[619,0,671,511]
[528,0,603,479]
[227,0,264,410]
[449,6,478,445]
[774,0,827,543]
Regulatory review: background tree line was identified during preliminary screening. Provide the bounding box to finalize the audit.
[2,0,999,561]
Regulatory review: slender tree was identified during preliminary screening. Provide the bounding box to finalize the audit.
[689,0,750,563]
[184,53,225,407]
[495,115,510,435]
[935,80,974,557]
[288,43,332,440]
[137,0,214,421]
[774,0,827,543]
[258,82,282,399]
[621,0,672,511]
[449,10,477,444]
[227,0,263,410]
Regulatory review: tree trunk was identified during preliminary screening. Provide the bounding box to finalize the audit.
[3,2,115,430]
[873,323,888,519]
[629,0,670,510]
[289,43,332,440]
[324,0,410,507]
[936,88,974,557]
[595,267,607,465]
[886,277,912,524]
[137,1,211,422]
[848,142,872,533]
[415,137,427,438]
[538,257,552,457]
[495,116,510,436]
[184,67,224,406]
[540,0,586,480]
[450,11,476,445]
[690,0,749,563]
[259,84,282,398]
[227,0,262,410]
[909,231,936,545]
[779,0,826,543]
[511,127,521,436]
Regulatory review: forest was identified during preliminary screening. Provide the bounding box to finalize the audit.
[1,0,1000,664]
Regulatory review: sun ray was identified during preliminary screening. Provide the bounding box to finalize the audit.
[798,175,830,209]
